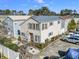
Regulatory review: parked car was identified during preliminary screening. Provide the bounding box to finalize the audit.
[73,31,79,34]
[69,32,74,35]
[69,32,79,36]
[62,36,79,44]
[60,35,70,41]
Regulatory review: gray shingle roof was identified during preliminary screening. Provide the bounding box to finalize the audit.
[31,16,61,23]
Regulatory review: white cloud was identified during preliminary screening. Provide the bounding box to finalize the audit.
[35,0,45,3]
[44,4,49,6]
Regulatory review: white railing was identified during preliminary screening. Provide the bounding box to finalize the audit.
[0,44,20,59]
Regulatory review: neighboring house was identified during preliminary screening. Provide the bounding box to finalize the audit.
[3,16,31,38]
[61,15,73,31]
[61,15,79,31]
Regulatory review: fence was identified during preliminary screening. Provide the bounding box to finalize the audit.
[0,44,20,59]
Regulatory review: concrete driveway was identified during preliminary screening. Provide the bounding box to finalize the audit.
[26,39,79,59]
[41,39,79,58]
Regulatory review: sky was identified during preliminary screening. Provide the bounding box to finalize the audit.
[0,0,79,14]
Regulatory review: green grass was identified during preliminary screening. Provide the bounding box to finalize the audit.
[0,36,19,51]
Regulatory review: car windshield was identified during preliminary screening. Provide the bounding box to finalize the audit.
[68,37,79,40]
[73,35,79,38]
[74,32,79,34]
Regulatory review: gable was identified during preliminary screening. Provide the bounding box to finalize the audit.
[3,17,13,24]
[20,17,40,26]
[20,18,40,32]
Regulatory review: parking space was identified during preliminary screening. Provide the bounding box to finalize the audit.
[41,39,79,58]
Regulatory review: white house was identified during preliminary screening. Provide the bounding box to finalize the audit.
[3,16,31,38]
[3,15,78,43]
[20,16,66,43]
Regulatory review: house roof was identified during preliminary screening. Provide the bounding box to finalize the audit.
[7,15,31,21]
[60,15,72,20]
[31,16,61,23]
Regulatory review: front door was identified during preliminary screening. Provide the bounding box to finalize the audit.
[29,33,33,42]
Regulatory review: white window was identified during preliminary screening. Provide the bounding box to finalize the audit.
[45,24,47,29]
[61,20,65,28]
[50,22,53,26]
[58,21,60,24]
[28,23,32,29]
[36,24,40,30]
[42,23,47,30]
[48,32,53,36]
[33,23,35,30]
[35,35,40,42]
[42,24,44,30]
[29,23,40,30]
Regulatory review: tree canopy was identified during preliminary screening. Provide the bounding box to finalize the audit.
[28,8,78,16]
[0,9,26,15]
[67,19,77,31]
[60,9,77,16]
[0,7,79,16]
[28,7,56,16]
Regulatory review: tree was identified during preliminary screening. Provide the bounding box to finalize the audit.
[28,7,56,16]
[11,10,16,15]
[60,9,78,16]
[18,10,24,15]
[5,9,11,15]
[41,7,49,15]
[28,9,34,15]
[60,9,71,15]
[67,19,76,31]
[0,10,2,15]
[18,36,21,41]
[72,10,77,15]
[0,9,26,15]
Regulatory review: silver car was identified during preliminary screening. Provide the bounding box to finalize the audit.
[63,36,79,44]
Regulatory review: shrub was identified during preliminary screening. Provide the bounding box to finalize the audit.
[67,19,76,31]
[18,36,21,41]
[5,43,19,51]
[35,43,46,49]
[0,36,19,51]
[45,39,49,45]
[51,37,55,42]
